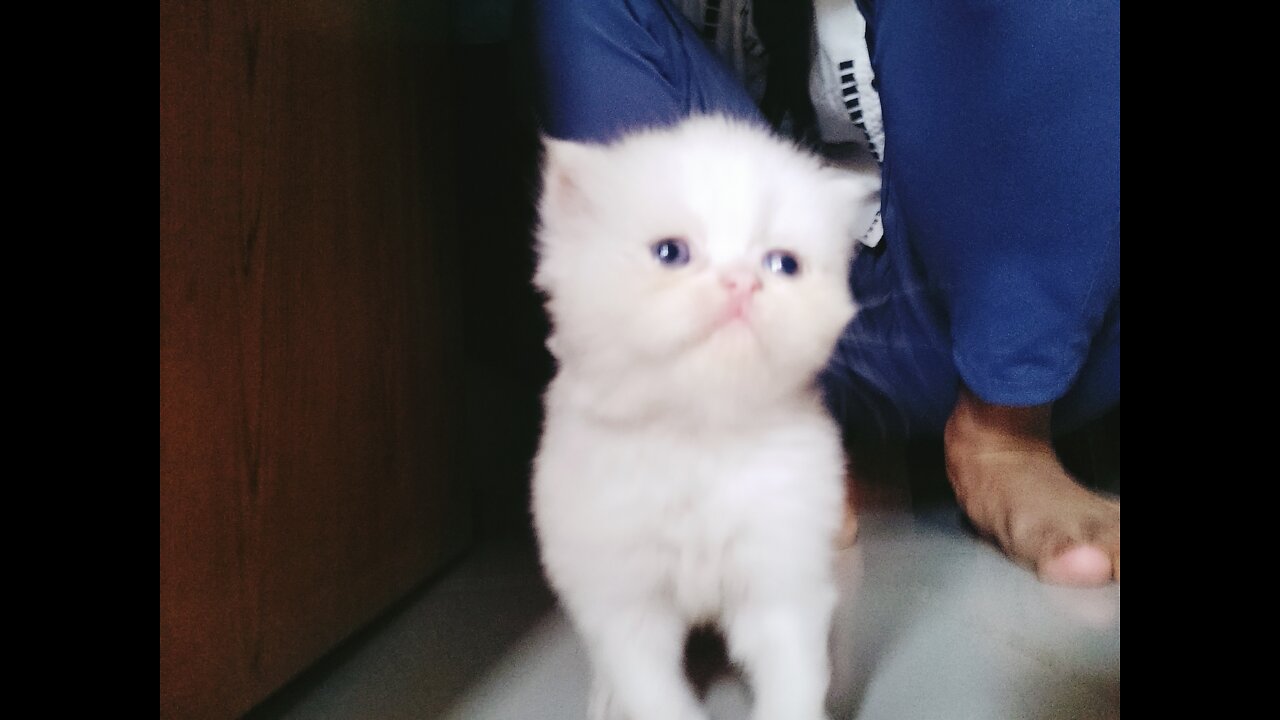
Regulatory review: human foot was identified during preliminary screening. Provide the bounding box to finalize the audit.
[944,387,1120,586]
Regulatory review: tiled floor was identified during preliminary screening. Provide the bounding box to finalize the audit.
[252,507,1120,720]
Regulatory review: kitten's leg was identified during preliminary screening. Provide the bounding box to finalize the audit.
[587,672,621,720]
[580,607,707,720]
[725,594,835,720]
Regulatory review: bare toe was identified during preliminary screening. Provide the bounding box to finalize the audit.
[1038,545,1113,586]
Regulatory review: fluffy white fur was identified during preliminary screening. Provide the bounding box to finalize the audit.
[532,116,879,720]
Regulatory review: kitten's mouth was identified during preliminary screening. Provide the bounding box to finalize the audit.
[707,302,762,344]
[714,310,753,333]
[717,296,754,327]
[688,296,763,350]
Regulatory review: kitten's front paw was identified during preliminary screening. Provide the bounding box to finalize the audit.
[836,498,858,549]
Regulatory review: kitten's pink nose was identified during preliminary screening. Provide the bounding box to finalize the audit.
[720,270,762,297]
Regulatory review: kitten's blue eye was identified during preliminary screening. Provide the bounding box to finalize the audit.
[652,238,691,267]
[764,250,801,277]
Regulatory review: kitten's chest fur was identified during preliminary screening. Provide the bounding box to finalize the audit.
[533,387,845,623]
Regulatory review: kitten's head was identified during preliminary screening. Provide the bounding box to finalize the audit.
[535,116,879,415]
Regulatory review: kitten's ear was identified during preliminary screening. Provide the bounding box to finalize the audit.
[827,169,882,246]
[541,136,604,219]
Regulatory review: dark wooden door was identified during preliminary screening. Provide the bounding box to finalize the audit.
[159,2,470,717]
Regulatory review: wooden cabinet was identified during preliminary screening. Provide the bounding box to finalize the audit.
[160,2,470,717]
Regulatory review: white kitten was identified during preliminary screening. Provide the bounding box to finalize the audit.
[532,116,879,720]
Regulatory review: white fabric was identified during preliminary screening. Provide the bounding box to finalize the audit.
[810,0,883,247]
[809,0,884,161]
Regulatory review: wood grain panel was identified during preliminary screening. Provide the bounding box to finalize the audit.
[160,2,469,717]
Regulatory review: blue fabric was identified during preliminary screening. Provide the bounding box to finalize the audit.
[834,0,1122,436]
[533,0,1120,437]
[533,0,765,141]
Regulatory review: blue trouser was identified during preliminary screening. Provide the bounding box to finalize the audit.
[533,0,1120,438]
